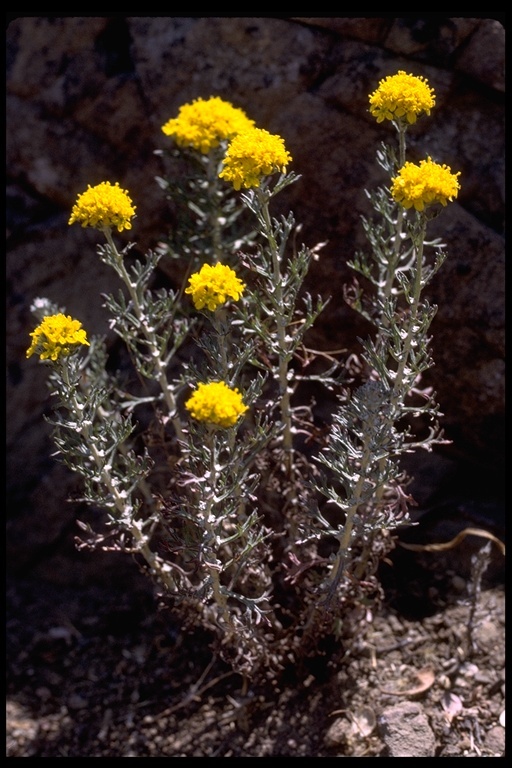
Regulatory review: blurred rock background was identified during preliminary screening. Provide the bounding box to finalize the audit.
[6,15,505,586]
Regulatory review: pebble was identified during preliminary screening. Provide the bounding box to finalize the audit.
[483,724,505,755]
[67,693,88,710]
[378,701,436,757]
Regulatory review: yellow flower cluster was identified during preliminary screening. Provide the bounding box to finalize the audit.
[219,127,292,190]
[185,263,246,311]
[161,96,256,154]
[68,182,136,233]
[391,157,461,212]
[369,70,435,125]
[185,381,248,428]
[26,313,90,361]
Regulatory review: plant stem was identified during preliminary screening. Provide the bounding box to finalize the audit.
[206,153,223,263]
[321,438,375,604]
[382,122,407,310]
[256,189,294,478]
[103,228,186,445]
[211,308,230,382]
[389,217,427,403]
[60,360,177,592]
[201,429,232,626]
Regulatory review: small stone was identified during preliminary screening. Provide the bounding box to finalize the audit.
[473,620,503,653]
[324,717,351,748]
[67,693,88,710]
[451,575,466,592]
[378,701,436,757]
[483,725,505,756]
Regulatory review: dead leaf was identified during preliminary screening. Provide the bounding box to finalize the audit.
[351,706,376,737]
[441,691,464,724]
[379,667,435,697]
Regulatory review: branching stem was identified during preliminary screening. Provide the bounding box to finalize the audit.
[103,228,186,445]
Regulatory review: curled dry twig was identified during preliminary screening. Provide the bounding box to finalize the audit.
[399,527,505,557]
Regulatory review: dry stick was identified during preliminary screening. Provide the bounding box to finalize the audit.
[466,541,493,655]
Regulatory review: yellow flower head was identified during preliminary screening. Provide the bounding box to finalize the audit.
[185,381,249,428]
[68,181,136,233]
[161,96,256,154]
[390,157,461,212]
[369,70,436,125]
[219,127,292,190]
[185,262,246,311]
[26,313,90,361]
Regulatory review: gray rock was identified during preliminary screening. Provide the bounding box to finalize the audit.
[379,701,436,757]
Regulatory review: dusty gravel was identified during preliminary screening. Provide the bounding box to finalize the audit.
[7,512,505,758]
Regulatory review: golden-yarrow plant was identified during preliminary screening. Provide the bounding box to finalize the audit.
[309,71,460,613]
[27,80,460,676]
